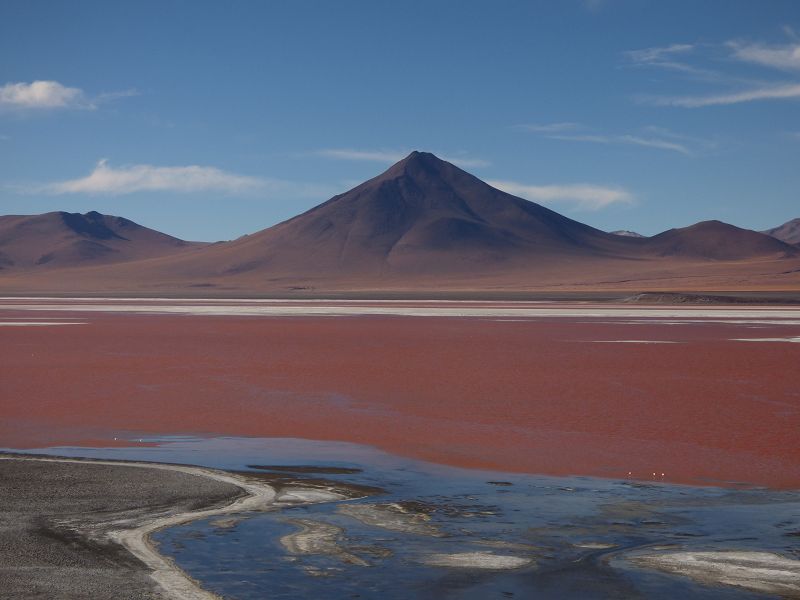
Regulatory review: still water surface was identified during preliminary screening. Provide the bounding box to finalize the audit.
[18,436,800,599]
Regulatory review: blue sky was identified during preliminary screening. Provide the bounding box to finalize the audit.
[1,0,799,241]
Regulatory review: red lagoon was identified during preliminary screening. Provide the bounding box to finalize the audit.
[2,310,799,488]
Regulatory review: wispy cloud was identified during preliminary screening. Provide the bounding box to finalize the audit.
[728,41,800,71]
[487,180,633,211]
[519,122,711,155]
[582,0,607,12]
[623,43,717,78]
[627,35,800,108]
[315,148,406,163]
[626,43,695,64]
[28,160,331,199]
[515,122,581,134]
[549,133,691,155]
[313,148,491,168]
[0,80,136,112]
[644,83,800,108]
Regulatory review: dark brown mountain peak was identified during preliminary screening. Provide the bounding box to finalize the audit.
[380,150,451,178]
[59,211,128,241]
[337,150,488,211]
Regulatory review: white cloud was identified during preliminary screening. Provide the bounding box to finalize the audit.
[619,135,691,154]
[316,149,406,163]
[0,81,87,109]
[549,133,691,155]
[627,37,800,108]
[626,43,695,64]
[729,41,800,71]
[313,148,490,168]
[36,160,298,196]
[519,122,706,155]
[645,83,800,108]
[582,0,606,12]
[487,180,633,211]
[0,80,136,111]
[516,122,581,133]
[623,43,713,77]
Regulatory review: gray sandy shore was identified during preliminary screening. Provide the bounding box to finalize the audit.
[0,455,247,600]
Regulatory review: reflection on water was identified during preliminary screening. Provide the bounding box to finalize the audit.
[14,436,800,599]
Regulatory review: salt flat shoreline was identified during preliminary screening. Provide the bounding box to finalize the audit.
[4,300,800,322]
[0,454,310,599]
[1,290,799,302]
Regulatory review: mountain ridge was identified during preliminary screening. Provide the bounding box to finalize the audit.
[0,210,205,270]
[763,218,800,245]
[1,152,798,293]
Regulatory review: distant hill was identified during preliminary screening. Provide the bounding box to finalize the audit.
[0,153,798,294]
[0,211,204,270]
[610,230,645,238]
[763,218,800,245]
[644,220,796,261]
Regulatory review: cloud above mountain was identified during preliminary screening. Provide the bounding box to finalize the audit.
[487,180,634,210]
[627,36,800,107]
[0,80,137,112]
[517,123,716,155]
[28,160,333,199]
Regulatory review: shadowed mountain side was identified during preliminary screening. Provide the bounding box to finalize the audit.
[0,211,206,270]
[96,152,651,281]
[644,220,797,261]
[764,218,800,246]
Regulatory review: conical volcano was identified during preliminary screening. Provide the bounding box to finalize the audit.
[205,151,635,279]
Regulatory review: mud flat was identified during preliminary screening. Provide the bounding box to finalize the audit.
[337,502,444,536]
[420,551,533,570]
[628,551,800,596]
[0,455,275,600]
[280,519,369,566]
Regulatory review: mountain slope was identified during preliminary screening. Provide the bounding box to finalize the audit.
[763,218,800,245]
[156,151,642,279]
[644,220,796,261]
[0,211,204,270]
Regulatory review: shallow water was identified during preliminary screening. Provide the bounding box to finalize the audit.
[11,436,800,599]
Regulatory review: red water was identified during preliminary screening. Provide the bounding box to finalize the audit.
[2,311,799,488]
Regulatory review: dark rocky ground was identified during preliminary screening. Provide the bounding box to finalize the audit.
[0,455,242,599]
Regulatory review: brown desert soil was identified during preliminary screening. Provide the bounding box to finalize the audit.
[2,310,799,489]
